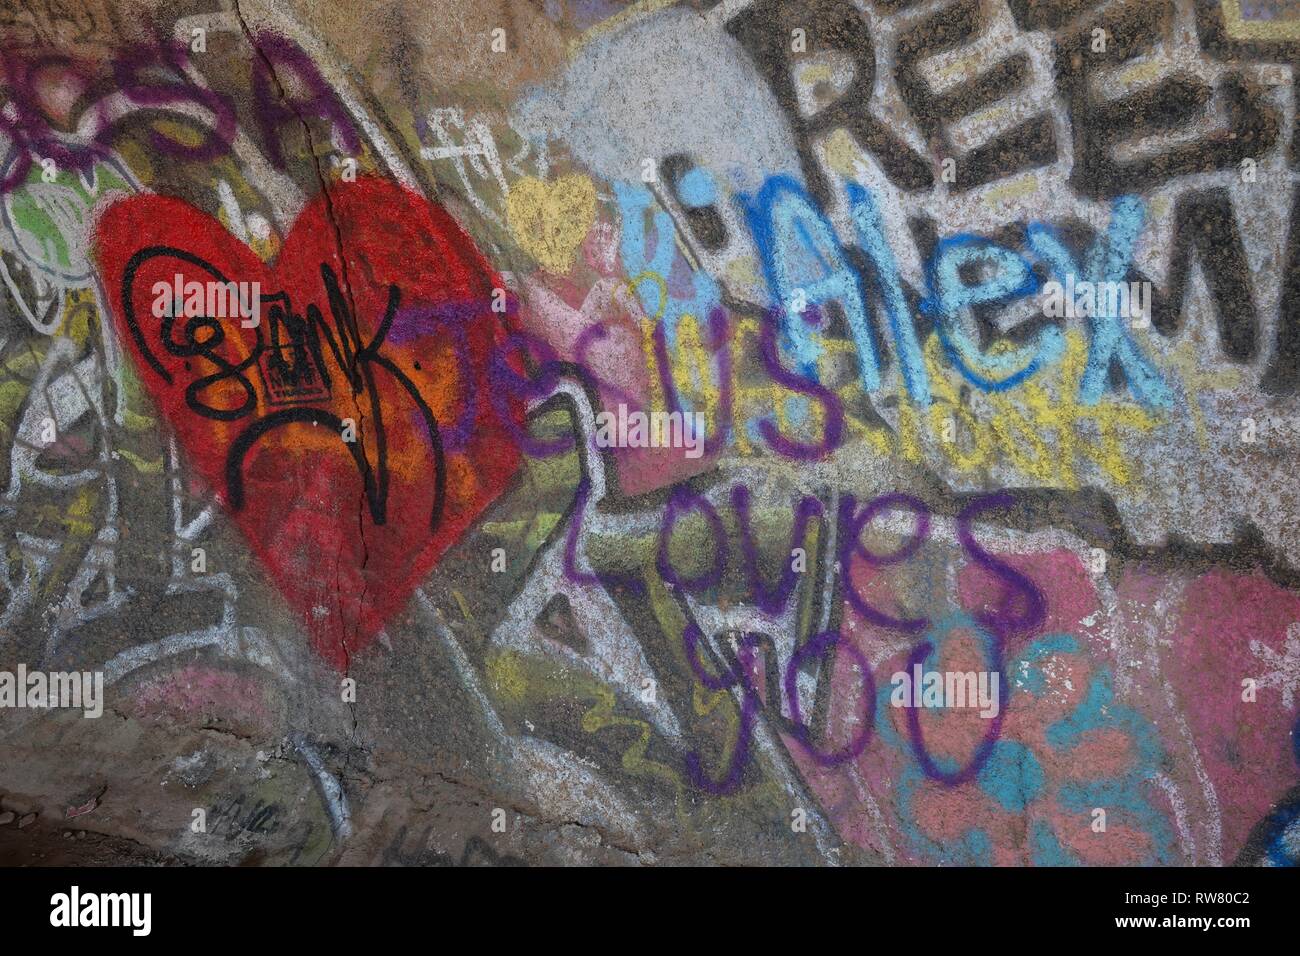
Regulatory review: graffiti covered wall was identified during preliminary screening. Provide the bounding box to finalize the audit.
[0,0,1298,866]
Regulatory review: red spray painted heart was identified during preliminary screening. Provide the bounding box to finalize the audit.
[94,177,523,670]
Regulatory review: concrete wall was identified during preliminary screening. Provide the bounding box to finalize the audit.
[0,0,1298,866]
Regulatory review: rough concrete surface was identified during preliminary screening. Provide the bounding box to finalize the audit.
[0,0,1299,867]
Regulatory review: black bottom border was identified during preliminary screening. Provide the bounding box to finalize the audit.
[0,864,1289,942]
